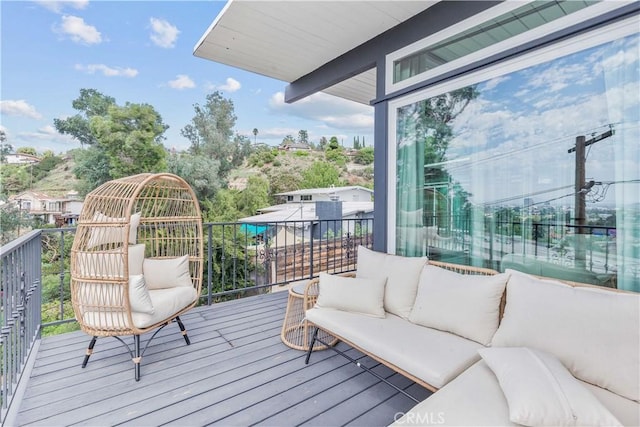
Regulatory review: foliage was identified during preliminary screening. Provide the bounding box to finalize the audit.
[168,152,222,203]
[328,136,340,150]
[318,136,328,151]
[182,91,252,182]
[266,168,301,198]
[293,150,309,157]
[325,147,348,165]
[298,129,309,144]
[248,146,278,167]
[54,88,116,147]
[90,103,168,178]
[235,176,270,216]
[16,146,37,156]
[354,146,374,165]
[32,155,63,181]
[71,146,111,195]
[0,164,30,195]
[0,205,30,244]
[203,191,240,222]
[301,161,343,189]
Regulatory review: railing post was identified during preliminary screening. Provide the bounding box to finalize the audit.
[58,229,65,322]
[207,223,213,306]
[309,232,314,279]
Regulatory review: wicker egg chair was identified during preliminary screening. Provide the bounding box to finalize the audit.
[70,173,203,381]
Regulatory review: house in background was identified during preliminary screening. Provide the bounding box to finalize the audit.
[240,186,374,245]
[3,153,41,165]
[195,1,639,291]
[9,190,83,226]
[274,186,373,204]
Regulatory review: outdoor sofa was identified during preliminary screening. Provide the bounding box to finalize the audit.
[304,246,639,426]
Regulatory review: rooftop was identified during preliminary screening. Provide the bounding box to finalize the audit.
[276,186,374,197]
[239,201,374,223]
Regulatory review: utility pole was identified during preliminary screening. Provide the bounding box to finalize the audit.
[567,129,613,268]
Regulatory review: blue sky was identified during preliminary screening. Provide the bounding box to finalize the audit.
[0,0,374,154]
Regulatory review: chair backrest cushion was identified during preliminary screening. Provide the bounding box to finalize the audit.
[409,265,508,345]
[492,269,640,402]
[87,211,141,248]
[143,255,193,290]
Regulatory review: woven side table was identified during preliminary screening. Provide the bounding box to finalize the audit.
[280,282,337,351]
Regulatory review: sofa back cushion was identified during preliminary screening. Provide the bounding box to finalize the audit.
[356,246,427,319]
[409,265,508,345]
[316,272,387,318]
[492,270,640,402]
[143,255,193,289]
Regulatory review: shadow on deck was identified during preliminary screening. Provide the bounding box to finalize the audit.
[15,292,431,426]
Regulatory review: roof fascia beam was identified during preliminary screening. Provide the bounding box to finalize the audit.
[284,1,500,104]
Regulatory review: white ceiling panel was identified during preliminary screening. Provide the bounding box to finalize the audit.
[194,1,436,104]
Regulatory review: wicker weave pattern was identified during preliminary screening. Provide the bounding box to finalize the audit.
[70,173,203,337]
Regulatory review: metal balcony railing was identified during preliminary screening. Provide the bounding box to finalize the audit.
[0,218,373,423]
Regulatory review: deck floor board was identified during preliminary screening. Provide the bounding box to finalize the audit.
[16,291,431,426]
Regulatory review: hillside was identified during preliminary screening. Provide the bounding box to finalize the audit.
[228,149,373,191]
[13,148,372,198]
[31,156,81,197]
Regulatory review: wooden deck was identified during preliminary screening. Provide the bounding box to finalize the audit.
[15,291,431,426]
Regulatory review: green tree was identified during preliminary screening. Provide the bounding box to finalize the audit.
[354,146,374,165]
[252,128,258,144]
[0,165,30,195]
[90,103,168,178]
[298,130,309,145]
[71,147,111,195]
[267,168,301,199]
[236,176,270,216]
[301,161,342,189]
[54,89,116,147]
[328,136,340,150]
[318,136,328,151]
[281,135,296,147]
[0,204,29,244]
[0,130,12,162]
[182,91,250,182]
[16,146,37,156]
[167,152,222,203]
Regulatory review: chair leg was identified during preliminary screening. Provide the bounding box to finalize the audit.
[305,327,319,365]
[175,316,190,345]
[81,336,98,368]
[133,335,141,381]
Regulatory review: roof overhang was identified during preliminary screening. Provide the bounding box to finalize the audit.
[194,1,436,105]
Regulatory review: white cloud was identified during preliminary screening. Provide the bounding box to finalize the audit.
[149,18,179,48]
[56,15,102,44]
[483,76,510,91]
[268,91,373,131]
[0,100,43,120]
[35,0,88,13]
[205,77,242,93]
[219,77,241,92]
[75,63,138,77]
[167,74,195,90]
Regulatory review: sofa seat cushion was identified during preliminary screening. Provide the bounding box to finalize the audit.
[391,361,640,427]
[492,269,640,402]
[82,286,197,330]
[306,307,483,389]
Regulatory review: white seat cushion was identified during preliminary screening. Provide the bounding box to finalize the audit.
[356,246,427,319]
[306,307,482,389]
[492,270,640,402]
[392,361,639,427]
[316,273,387,318]
[409,266,507,345]
[82,286,197,330]
[128,275,154,315]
